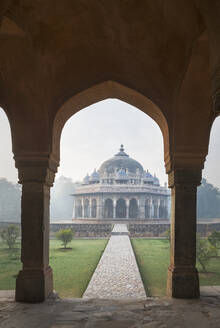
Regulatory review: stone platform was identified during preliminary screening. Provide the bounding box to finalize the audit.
[83,224,146,299]
[1,292,220,328]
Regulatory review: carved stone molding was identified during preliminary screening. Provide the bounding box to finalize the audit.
[168,168,202,189]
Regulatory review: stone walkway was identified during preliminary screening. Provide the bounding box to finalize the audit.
[83,224,146,299]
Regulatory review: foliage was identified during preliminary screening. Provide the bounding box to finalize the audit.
[197,178,220,219]
[132,238,220,297]
[196,235,215,272]
[55,229,74,248]
[0,178,21,222]
[0,225,20,249]
[208,230,220,249]
[208,230,220,256]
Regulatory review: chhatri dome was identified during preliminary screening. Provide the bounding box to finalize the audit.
[99,145,144,175]
[82,145,159,186]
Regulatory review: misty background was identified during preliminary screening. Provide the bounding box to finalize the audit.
[0,99,220,221]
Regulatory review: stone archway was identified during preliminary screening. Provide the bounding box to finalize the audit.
[129,198,138,218]
[84,199,89,218]
[76,199,82,218]
[116,198,126,218]
[145,199,151,219]
[104,198,113,218]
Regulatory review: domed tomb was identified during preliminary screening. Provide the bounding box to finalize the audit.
[99,145,144,174]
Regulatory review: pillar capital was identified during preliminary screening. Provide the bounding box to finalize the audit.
[168,168,202,189]
[14,152,58,186]
[165,151,206,174]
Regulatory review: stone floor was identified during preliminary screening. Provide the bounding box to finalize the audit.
[83,224,146,299]
[1,291,220,328]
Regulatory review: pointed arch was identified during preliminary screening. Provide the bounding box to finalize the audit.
[52,81,170,165]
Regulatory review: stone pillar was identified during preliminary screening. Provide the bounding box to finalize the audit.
[72,200,75,219]
[126,199,129,219]
[82,198,85,218]
[167,168,201,298]
[15,155,57,302]
[149,198,153,218]
[113,199,116,219]
[89,199,92,218]
[157,199,161,218]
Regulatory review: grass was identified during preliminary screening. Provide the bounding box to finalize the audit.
[2,238,220,298]
[131,238,220,296]
[131,239,169,296]
[0,239,108,298]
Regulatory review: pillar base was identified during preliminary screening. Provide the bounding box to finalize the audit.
[167,265,200,298]
[16,266,53,302]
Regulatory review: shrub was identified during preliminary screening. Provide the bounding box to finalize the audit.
[196,235,215,272]
[164,227,170,241]
[208,230,220,256]
[0,224,20,249]
[56,229,74,248]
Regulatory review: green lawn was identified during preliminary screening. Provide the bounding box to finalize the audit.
[132,238,220,297]
[0,239,108,298]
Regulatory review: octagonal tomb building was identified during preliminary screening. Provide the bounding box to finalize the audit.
[72,145,170,220]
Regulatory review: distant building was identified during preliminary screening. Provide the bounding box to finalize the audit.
[72,145,170,220]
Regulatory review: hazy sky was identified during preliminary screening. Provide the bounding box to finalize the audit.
[0,99,220,188]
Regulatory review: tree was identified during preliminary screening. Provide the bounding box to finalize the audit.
[208,230,220,256]
[197,178,220,219]
[0,178,21,222]
[50,176,80,219]
[0,224,20,249]
[56,229,74,248]
[196,235,215,272]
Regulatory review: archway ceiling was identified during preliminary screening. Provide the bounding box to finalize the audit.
[0,0,205,117]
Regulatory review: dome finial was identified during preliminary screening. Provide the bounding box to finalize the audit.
[120,144,124,152]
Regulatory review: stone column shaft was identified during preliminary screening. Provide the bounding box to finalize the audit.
[113,205,116,219]
[15,156,57,302]
[167,168,201,298]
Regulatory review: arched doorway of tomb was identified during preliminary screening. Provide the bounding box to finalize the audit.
[129,198,138,218]
[76,199,82,218]
[116,198,126,218]
[84,199,89,218]
[104,198,113,218]
[159,199,165,218]
[91,199,97,218]
[145,199,151,218]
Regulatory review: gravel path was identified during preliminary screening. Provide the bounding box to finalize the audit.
[83,224,146,299]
